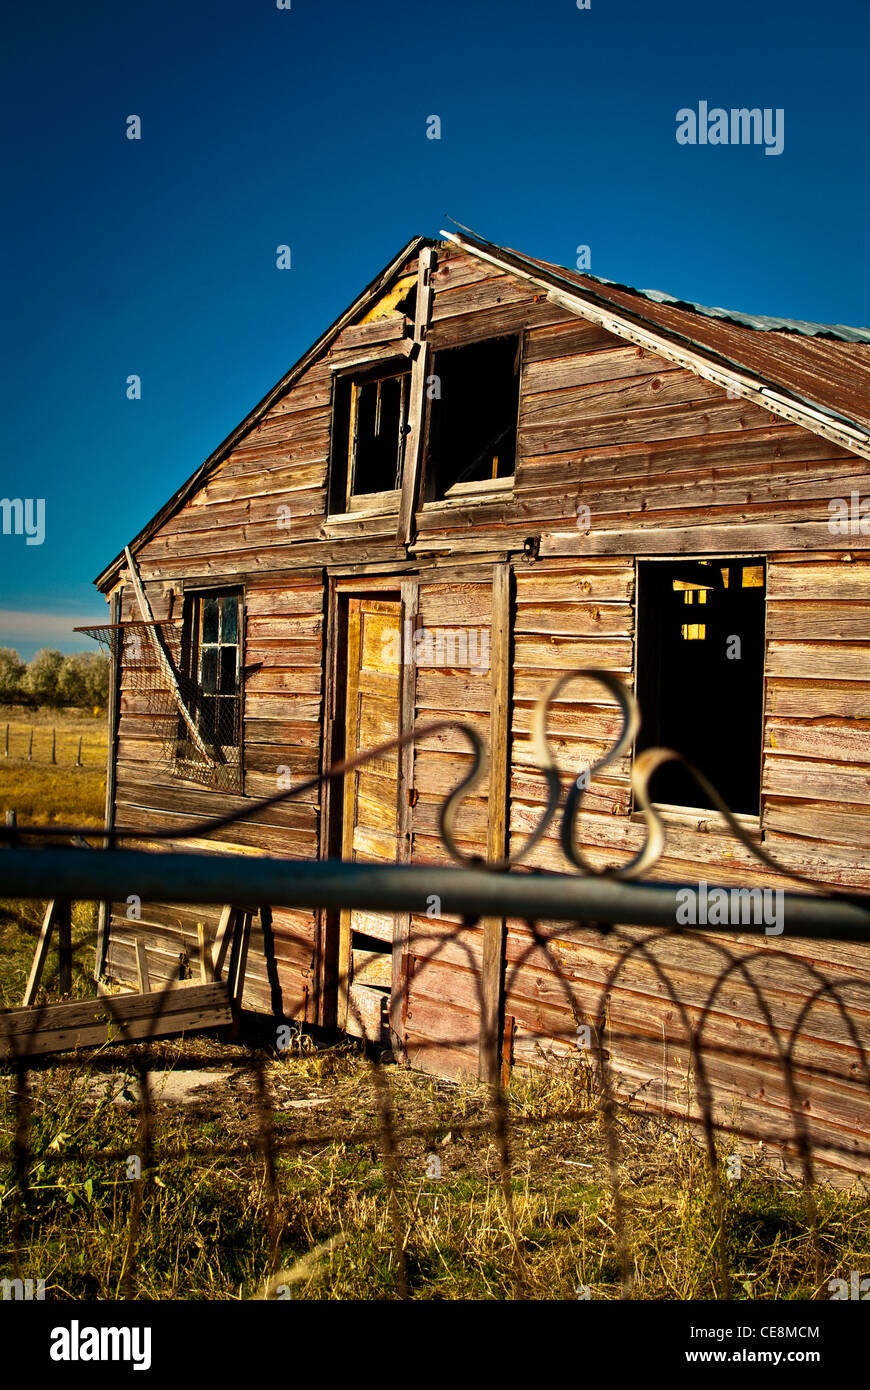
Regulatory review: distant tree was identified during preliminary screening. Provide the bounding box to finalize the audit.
[57,653,88,706]
[0,647,26,703]
[84,651,110,709]
[24,649,65,707]
[58,651,109,709]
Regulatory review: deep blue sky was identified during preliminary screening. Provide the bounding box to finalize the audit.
[2,0,868,659]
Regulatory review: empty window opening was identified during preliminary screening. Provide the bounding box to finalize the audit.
[330,366,411,512]
[635,559,766,815]
[176,590,242,779]
[424,336,521,500]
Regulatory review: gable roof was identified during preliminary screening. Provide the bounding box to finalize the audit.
[96,229,870,590]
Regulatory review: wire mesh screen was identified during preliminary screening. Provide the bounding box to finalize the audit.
[76,619,243,793]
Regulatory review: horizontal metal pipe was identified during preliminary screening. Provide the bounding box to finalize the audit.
[1,849,868,940]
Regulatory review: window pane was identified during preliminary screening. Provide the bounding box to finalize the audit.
[200,647,218,693]
[221,596,239,642]
[351,371,410,495]
[199,696,218,743]
[222,699,241,747]
[220,645,238,694]
[202,597,219,644]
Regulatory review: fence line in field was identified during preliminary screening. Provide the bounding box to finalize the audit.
[1,723,96,767]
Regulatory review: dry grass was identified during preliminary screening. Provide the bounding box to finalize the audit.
[2,1040,868,1301]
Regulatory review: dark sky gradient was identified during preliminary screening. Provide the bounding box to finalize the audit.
[2,0,868,658]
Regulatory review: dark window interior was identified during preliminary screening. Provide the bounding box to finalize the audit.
[329,365,411,511]
[424,336,520,500]
[179,590,242,754]
[635,559,766,815]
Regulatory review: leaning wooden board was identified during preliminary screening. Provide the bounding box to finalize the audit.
[0,982,231,1059]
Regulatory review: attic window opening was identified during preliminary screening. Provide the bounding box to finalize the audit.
[175,589,242,786]
[330,365,412,512]
[635,558,766,816]
[424,335,521,501]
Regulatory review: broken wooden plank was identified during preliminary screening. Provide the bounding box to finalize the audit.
[22,900,69,1007]
[211,904,236,981]
[134,938,151,994]
[345,981,388,1044]
[0,982,232,1059]
[397,246,435,546]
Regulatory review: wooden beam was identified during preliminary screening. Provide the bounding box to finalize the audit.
[316,573,343,1031]
[479,562,512,1084]
[500,1013,515,1088]
[23,900,61,1007]
[57,900,72,996]
[197,922,213,983]
[228,911,253,1012]
[337,601,363,1030]
[123,545,216,767]
[211,904,237,981]
[397,246,436,546]
[94,589,122,981]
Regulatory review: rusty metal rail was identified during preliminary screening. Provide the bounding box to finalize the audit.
[2,847,869,940]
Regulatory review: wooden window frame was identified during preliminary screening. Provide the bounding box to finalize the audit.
[631,555,767,827]
[419,331,524,507]
[327,360,413,518]
[174,586,245,787]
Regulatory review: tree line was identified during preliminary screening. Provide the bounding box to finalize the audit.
[0,648,109,710]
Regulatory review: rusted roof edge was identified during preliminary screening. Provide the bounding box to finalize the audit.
[442,228,870,451]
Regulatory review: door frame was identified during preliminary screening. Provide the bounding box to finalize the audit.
[318,573,418,1058]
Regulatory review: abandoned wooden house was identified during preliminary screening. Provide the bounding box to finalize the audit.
[91,228,870,1174]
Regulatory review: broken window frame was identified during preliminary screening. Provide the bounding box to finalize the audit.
[328,360,413,516]
[420,331,523,505]
[632,556,768,821]
[174,587,244,784]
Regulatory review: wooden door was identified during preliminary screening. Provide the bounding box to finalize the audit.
[339,598,403,1042]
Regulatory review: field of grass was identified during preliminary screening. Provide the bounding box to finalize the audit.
[0,703,107,828]
[1,1040,868,1301]
[0,703,107,1004]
